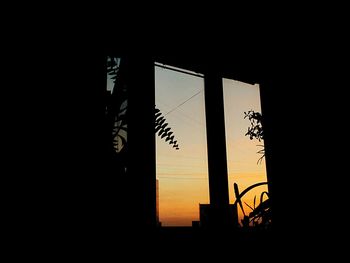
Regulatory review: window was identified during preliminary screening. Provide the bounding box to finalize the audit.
[155,63,209,226]
[223,78,269,226]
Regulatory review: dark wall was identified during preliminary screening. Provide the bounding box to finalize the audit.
[10,43,334,254]
[155,50,334,242]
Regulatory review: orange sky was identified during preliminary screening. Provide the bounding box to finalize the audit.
[155,66,268,226]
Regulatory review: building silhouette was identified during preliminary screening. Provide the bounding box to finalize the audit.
[156,179,161,227]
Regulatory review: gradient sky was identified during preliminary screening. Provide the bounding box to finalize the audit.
[223,78,268,224]
[155,66,268,226]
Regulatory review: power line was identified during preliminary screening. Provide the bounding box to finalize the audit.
[164,90,202,116]
[157,93,204,126]
[170,107,205,127]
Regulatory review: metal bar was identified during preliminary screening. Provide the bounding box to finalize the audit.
[155,62,204,78]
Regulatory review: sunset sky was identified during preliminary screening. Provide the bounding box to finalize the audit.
[155,65,268,226]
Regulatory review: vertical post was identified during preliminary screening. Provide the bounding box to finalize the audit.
[126,55,156,229]
[259,79,275,229]
[204,72,230,226]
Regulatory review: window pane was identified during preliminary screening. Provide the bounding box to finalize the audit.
[223,78,268,226]
[155,64,208,226]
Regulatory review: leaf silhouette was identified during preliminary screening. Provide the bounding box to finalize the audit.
[260,191,270,204]
[154,106,180,150]
[249,199,271,218]
[244,110,265,164]
[107,59,180,152]
[244,201,254,211]
[158,118,165,126]
[234,183,245,217]
[155,125,162,133]
[155,112,162,119]
[161,123,168,129]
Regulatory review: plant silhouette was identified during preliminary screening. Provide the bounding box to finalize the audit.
[244,110,265,164]
[106,56,128,153]
[155,107,179,150]
[231,110,271,228]
[107,55,180,153]
[234,182,271,228]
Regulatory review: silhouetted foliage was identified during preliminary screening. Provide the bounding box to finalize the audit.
[112,100,127,152]
[247,192,271,227]
[107,56,127,153]
[236,111,271,228]
[244,110,263,141]
[244,110,265,164]
[155,107,179,150]
[234,182,272,229]
[107,55,180,153]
